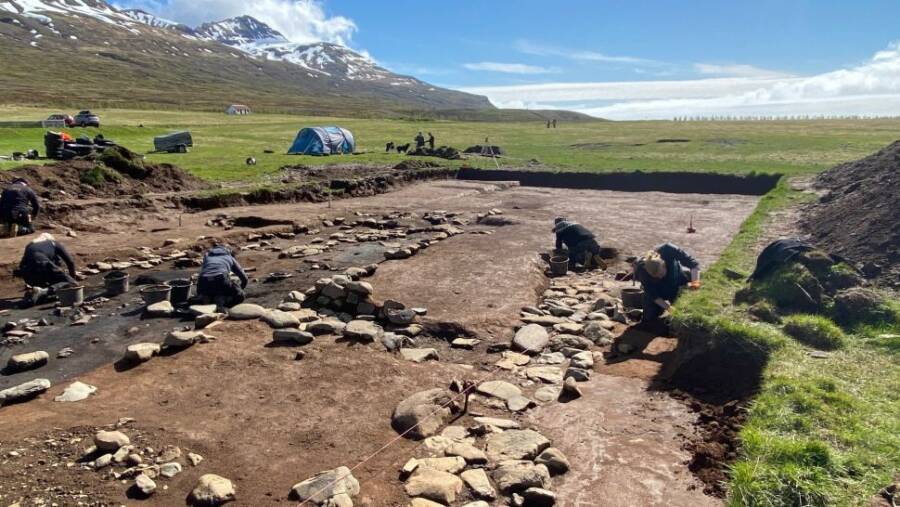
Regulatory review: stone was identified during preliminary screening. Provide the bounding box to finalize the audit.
[462,503,491,507]
[227,303,267,320]
[473,417,520,429]
[188,452,204,466]
[496,351,530,370]
[134,474,156,496]
[320,282,346,299]
[416,456,466,474]
[570,351,594,369]
[534,448,570,475]
[291,309,320,322]
[189,304,218,316]
[157,445,182,462]
[404,468,463,505]
[548,334,593,352]
[278,302,302,311]
[0,379,51,404]
[195,313,225,329]
[553,322,583,334]
[345,281,373,295]
[113,445,133,463]
[441,425,470,442]
[534,352,565,365]
[343,320,382,341]
[54,381,96,402]
[410,499,444,507]
[565,367,592,382]
[523,487,556,507]
[451,338,480,349]
[125,343,161,362]
[291,466,359,505]
[273,329,315,345]
[525,366,564,384]
[307,319,346,335]
[8,351,49,372]
[460,468,497,500]
[145,300,174,317]
[190,474,235,506]
[387,309,417,326]
[507,395,535,412]
[392,389,453,439]
[491,461,551,494]
[513,324,550,354]
[534,386,561,403]
[562,377,582,399]
[94,430,130,452]
[400,348,439,363]
[445,443,487,465]
[261,310,300,329]
[485,430,551,462]
[476,380,521,402]
[164,330,204,348]
[93,453,113,469]
[520,315,565,326]
[583,321,614,343]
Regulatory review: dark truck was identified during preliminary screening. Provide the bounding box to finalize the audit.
[152,131,193,153]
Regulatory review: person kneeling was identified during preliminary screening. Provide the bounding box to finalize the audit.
[196,245,248,308]
[16,233,77,306]
[634,243,701,321]
[553,217,605,269]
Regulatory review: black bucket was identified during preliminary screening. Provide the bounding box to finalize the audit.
[104,271,129,296]
[169,278,193,305]
[621,287,644,309]
[140,284,171,305]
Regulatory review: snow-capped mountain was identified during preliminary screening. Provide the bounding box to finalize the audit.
[120,8,187,31]
[193,15,287,49]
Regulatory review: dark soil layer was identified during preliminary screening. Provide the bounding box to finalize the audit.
[181,167,457,210]
[457,168,781,195]
[802,140,900,288]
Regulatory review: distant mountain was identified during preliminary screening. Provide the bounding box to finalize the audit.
[0,0,493,114]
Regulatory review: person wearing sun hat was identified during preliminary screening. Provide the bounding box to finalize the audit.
[553,217,605,269]
[634,242,701,321]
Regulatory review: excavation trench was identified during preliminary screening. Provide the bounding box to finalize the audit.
[0,179,765,506]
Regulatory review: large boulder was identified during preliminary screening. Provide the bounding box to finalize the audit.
[491,461,551,494]
[290,467,359,505]
[228,303,267,320]
[513,324,550,354]
[0,378,51,405]
[485,430,551,462]
[189,474,235,506]
[392,389,453,440]
[404,468,463,505]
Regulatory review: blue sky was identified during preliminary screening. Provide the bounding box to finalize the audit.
[120,0,900,118]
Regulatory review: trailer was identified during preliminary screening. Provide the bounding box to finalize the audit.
[153,131,193,154]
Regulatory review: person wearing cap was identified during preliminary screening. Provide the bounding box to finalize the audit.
[15,233,77,306]
[634,243,701,321]
[0,178,40,237]
[196,245,249,308]
[553,217,605,269]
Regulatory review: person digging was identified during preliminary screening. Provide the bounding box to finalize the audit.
[553,217,606,270]
[15,233,78,307]
[634,243,701,322]
[196,245,248,309]
[0,177,40,238]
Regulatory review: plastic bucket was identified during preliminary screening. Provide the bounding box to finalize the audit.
[104,271,129,296]
[140,284,171,305]
[621,287,644,309]
[549,255,569,276]
[169,278,192,305]
[56,285,84,306]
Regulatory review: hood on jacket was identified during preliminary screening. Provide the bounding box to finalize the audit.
[207,246,233,257]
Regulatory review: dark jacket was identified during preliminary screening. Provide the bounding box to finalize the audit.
[555,223,595,251]
[199,247,248,288]
[636,243,699,302]
[0,183,40,220]
[19,238,76,277]
[414,134,425,147]
[750,238,813,280]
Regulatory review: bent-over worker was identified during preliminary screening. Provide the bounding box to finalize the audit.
[196,245,248,308]
[16,233,77,306]
[1,178,40,237]
[634,243,701,321]
[553,217,605,269]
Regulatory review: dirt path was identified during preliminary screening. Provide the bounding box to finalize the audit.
[0,180,759,506]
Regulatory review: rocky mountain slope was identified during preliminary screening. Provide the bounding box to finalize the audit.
[0,0,493,114]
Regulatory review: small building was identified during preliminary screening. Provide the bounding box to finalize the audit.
[225,104,251,115]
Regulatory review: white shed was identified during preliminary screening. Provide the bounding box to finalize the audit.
[225,104,251,115]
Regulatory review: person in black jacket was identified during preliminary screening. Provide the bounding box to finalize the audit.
[196,245,249,308]
[1,178,40,237]
[634,243,701,321]
[427,132,435,150]
[414,132,426,150]
[553,217,605,269]
[16,233,77,306]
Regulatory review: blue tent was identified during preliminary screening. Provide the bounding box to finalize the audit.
[287,126,355,155]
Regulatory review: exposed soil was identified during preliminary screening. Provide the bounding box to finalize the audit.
[0,179,763,506]
[802,140,900,288]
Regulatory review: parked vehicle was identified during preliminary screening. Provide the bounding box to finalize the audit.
[46,113,74,127]
[73,110,100,128]
[153,131,193,153]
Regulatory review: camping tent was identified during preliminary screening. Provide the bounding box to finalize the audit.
[287,127,355,155]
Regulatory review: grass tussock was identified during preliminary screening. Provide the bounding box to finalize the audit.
[79,164,120,187]
[782,314,847,350]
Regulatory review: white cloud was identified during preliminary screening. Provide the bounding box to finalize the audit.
[693,63,794,79]
[136,0,356,44]
[515,39,661,66]
[463,61,557,74]
[461,41,900,119]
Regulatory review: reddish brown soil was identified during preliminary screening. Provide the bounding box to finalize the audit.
[0,180,761,506]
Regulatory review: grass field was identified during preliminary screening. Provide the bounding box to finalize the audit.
[3,106,900,180]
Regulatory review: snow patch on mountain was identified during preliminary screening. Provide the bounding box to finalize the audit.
[121,8,184,30]
[0,0,137,28]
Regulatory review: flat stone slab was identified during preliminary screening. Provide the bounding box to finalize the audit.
[228,303,267,320]
[400,348,439,363]
[291,466,359,504]
[54,381,97,402]
[525,366,564,384]
[476,380,521,401]
[486,429,551,462]
[0,378,51,404]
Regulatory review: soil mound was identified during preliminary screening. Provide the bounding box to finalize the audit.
[801,141,900,287]
[0,146,209,199]
[463,145,504,156]
[407,146,461,160]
